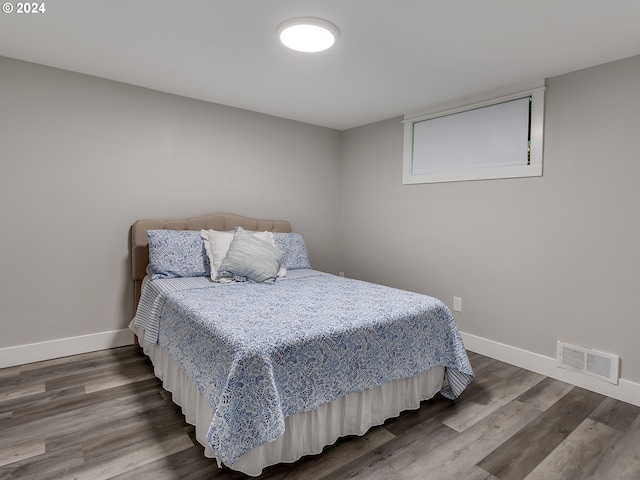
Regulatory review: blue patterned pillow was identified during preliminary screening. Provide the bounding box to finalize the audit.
[218,229,283,283]
[273,232,311,270]
[148,230,210,280]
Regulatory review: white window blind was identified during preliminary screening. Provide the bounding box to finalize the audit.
[403,88,544,184]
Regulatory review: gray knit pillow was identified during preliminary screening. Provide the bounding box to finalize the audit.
[219,229,284,283]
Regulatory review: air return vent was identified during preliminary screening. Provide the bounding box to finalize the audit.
[556,341,619,385]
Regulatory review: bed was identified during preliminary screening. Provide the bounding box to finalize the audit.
[129,212,473,476]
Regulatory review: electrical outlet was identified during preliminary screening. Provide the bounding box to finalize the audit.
[453,297,462,312]
[338,272,345,277]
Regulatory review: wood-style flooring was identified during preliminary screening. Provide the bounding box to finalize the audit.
[1,346,638,479]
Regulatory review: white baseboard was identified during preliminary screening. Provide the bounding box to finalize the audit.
[461,332,640,408]
[0,329,135,369]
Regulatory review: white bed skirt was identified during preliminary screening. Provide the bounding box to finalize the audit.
[134,326,445,476]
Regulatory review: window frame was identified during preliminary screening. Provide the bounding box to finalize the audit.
[402,87,545,185]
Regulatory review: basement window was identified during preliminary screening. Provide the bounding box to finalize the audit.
[402,87,545,184]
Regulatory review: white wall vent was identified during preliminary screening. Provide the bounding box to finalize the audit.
[556,341,619,385]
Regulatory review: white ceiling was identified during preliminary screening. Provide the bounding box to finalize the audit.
[2,0,639,130]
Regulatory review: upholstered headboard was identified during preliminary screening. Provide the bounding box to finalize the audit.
[130,213,292,307]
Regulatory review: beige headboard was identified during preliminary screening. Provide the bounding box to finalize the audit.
[130,213,292,307]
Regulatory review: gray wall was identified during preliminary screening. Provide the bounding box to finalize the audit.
[0,56,341,349]
[339,55,640,384]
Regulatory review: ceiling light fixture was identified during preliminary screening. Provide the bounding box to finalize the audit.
[277,17,339,53]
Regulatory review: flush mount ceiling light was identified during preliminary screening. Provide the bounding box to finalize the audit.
[277,17,339,53]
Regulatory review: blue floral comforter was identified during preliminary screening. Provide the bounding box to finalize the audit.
[133,270,473,466]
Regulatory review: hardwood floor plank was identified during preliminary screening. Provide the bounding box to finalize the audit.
[0,386,85,419]
[437,368,545,432]
[372,396,541,480]
[8,377,162,421]
[523,419,622,480]
[449,464,500,480]
[0,444,84,480]
[514,376,575,412]
[0,383,45,403]
[316,418,459,480]
[51,432,194,480]
[402,400,541,479]
[44,355,152,392]
[83,368,157,394]
[0,386,167,448]
[81,416,194,462]
[585,411,640,480]
[0,366,21,382]
[45,402,187,453]
[589,396,640,432]
[478,359,523,380]
[106,446,237,480]
[465,354,502,375]
[383,394,453,436]
[477,387,606,480]
[0,439,44,468]
[259,425,396,480]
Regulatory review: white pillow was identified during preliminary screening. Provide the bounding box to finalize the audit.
[201,229,286,281]
[201,229,234,280]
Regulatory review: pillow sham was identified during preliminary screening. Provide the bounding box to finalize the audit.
[218,229,284,283]
[273,232,311,270]
[147,230,209,280]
